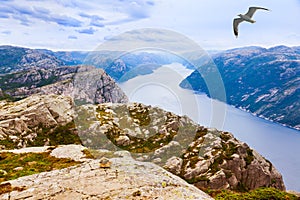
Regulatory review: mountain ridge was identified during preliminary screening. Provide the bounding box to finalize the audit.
[181,45,300,130]
[0,94,286,192]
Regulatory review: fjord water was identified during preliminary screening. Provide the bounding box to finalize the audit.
[119,63,300,192]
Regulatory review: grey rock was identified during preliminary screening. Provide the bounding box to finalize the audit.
[0,94,75,148]
[116,135,131,146]
[0,66,128,104]
[80,102,286,191]
[13,167,24,171]
[114,151,132,158]
[50,144,88,161]
[164,156,183,175]
[0,145,213,200]
[0,97,287,192]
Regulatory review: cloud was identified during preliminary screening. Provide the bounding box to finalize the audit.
[0,6,15,14]
[0,3,82,27]
[0,0,154,30]
[146,1,155,6]
[51,15,82,27]
[13,14,31,26]
[33,6,50,15]
[54,0,92,10]
[76,27,96,34]
[1,30,11,35]
[127,1,151,19]
[98,28,203,54]
[68,35,78,39]
[103,0,154,26]
[90,17,105,27]
[0,13,10,18]
[12,4,35,15]
[79,12,105,27]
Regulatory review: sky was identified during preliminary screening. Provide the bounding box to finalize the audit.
[0,0,300,51]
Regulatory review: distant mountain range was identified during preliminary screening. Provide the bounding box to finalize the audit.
[181,45,300,130]
[0,45,177,81]
[0,45,299,130]
[0,45,297,195]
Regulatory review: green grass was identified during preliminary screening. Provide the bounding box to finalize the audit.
[205,187,299,200]
[1,122,82,149]
[29,122,82,147]
[0,151,81,183]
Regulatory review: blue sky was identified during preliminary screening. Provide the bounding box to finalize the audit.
[0,0,299,51]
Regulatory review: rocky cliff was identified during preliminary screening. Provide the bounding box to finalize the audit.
[181,45,300,130]
[0,145,213,200]
[0,65,128,104]
[0,46,64,74]
[75,101,286,191]
[0,95,286,192]
[0,95,80,149]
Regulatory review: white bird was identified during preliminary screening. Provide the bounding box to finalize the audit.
[233,6,270,37]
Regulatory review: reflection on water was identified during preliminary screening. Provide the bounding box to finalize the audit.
[119,63,300,191]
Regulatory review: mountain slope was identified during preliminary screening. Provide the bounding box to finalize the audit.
[0,95,286,191]
[181,46,300,130]
[0,65,128,104]
[0,46,64,74]
[0,46,179,83]
[76,102,285,191]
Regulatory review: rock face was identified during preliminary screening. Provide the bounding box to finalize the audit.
[181,45,300,130]
[0,145,213,200]
[0,95,78,149]
[0,95,286,191]
[77,102,286,191]
[0,45,64,74]
[0,65,128,104]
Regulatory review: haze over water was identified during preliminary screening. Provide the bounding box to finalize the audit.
[119,63,300,192]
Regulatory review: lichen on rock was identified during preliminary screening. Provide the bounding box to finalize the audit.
[78,102,286,192]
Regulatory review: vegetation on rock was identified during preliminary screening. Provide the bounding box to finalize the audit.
[78,102,286,191]
[205,187,299,200]
[0,151,80,183]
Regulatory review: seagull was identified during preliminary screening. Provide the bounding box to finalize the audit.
[233,6,270,37]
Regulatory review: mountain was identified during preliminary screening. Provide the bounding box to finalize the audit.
[0,45,182,83]
[83,51,184,82]
[0,65,128,104]
[0,46,64,74]
[0,95,285,192]
[0,95,79,149]
[181,45,300,130]
[77,101,285,191]
[37,49,89,66]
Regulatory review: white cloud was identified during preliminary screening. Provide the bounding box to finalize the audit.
[0,0,299,50]
[76,27,97,35]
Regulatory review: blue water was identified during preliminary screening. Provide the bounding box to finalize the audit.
[119,63,300,191]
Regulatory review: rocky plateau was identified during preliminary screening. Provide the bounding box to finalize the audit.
[0,95,286,193]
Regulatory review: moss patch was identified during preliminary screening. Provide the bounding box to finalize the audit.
[95,104,181,153]
[245,148,254,166]
[205,187,299,200]
[0,151,80,183]
[29,121,82,147]
[0,122,82,150]
[81,149,95,159]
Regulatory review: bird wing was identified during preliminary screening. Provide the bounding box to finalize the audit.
[233,18,244,37]
[245,7,269,18]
